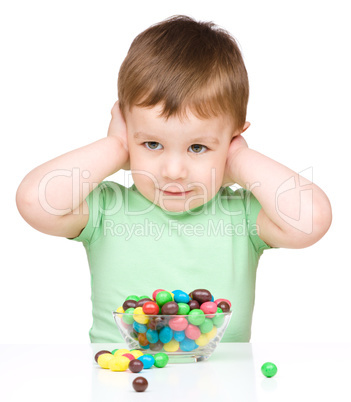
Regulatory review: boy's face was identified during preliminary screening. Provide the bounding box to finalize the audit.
[125,104,235,212]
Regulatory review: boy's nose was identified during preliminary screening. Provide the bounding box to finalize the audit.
[161,154,188,181]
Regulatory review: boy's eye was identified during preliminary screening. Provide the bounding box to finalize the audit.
[145,141,163,150]
[189,144,207,154]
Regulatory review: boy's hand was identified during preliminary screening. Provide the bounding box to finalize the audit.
[107,101,130,170]
[222,134,249,187]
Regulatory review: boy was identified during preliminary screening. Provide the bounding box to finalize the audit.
[16,15,332,343]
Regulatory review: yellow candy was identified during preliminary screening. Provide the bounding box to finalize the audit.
[133,306,149,324]
[130,349,144,359]
[195,334,210,346]
[97,353,114,369]
[206,326,217,340]
[113,348,130,356]
[164,339,180,352]
[116,306,124,313]
[109,355,130,372]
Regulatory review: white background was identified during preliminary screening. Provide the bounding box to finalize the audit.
[1,0,350,344]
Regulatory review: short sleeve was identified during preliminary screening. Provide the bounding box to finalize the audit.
[67,181,123,246]
[242,189,273,255]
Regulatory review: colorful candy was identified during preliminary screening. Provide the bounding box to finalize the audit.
[95,348,168,372]
[115,288,232,353]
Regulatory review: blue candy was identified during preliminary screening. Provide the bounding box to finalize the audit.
[159,326,173,344]
[138,354,155,369]
[146,328,159,343]
[174,330,186,342]
[180,337,197,352]
[133,321,147,333]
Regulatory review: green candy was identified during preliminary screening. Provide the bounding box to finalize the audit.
[212,312,225,327]
[122,307,135,324]
[261,362,278,378]
[177,303,191,315]
[188,309,205,325]
[139,295,150,300]
[199,318,213,334]
[153,352,169,368]
[156,291,173,307]
[125,295,140,301]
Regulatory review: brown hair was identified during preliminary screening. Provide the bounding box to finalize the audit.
[118,15,249,131]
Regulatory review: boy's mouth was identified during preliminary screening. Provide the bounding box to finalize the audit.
[162,190,192,196]
[160,186,192,196]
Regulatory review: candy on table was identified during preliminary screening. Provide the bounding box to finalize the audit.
[261,362,278,378]
[132,376,148,392]
[129,359,144,373]
[95,348,169,372]
[116,288,231,352]
[97,353,114,368]
[109,355,130,372]
[94,350,111,363]
[138,354,155,369]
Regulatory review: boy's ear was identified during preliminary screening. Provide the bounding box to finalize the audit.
[242,122,250,133]
[231,122,250,139]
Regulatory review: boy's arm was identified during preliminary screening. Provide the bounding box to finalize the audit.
[16,102,129,239]
[223,134,332,249]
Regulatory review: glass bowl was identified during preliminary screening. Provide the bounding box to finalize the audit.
[112,311,232,363]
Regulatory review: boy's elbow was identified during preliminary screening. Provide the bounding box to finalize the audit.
[279,196,332,249]
[293,196,332,249]
[16,183,34,219]
[312,197,332,243]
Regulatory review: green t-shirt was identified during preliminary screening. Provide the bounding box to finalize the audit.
[70,181,272,343]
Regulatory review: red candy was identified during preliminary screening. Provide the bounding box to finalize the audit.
[142,301,160,315]
[200,301,217,318]
[185,324,201,340]
[168,316,188,331]
[122,353,135,361]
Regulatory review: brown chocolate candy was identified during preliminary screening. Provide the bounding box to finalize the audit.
[129,359,144,373]
[217,301,230,312]
[188,299,200,310]
[94,350,111,363]
[148,316,167,330]
[190,289,212,304]
[132,376,148,392]
[122,299,138,310]
[161,301,179,315]
[136,298,152,308]
[188,300,200,310]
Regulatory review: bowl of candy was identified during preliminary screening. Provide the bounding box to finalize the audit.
[113,288,232,363]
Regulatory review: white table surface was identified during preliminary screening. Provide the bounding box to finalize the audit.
[1,342,350,401]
